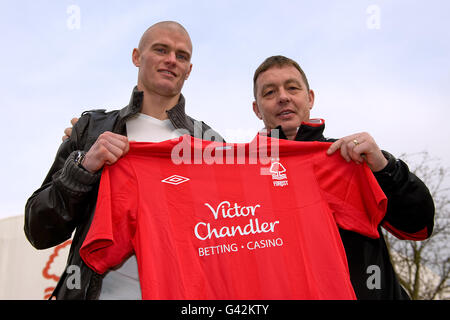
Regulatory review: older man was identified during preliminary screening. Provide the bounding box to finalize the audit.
[252,55,435,299]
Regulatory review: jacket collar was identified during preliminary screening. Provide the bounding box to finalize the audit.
[118,86,144,119]
[268,118,326,141]
[114,86,193,134]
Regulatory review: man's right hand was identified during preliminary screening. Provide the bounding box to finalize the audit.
[82,131,130,173]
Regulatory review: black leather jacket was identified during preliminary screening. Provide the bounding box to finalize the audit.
[24,87,224,299]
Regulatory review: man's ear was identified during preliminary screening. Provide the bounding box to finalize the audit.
[132,48,140,67]
[185,63,193,80]
[308,89,315,110]
[252,101,263,120]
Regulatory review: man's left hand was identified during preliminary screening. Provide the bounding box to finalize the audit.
[327,132,388,172]
[62,117,79,141]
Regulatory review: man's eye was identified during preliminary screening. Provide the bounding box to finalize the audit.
[263,90,274,97]
[288,86,300,91]
[176,54,188,61]
[155,48,166,54]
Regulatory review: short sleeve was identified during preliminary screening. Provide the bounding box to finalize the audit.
[314,153,387,238]
[80,157,138,274]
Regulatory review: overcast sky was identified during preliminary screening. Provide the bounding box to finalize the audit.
[1,0,449,220]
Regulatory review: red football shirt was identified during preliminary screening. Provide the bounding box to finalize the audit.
[80,135,387,300]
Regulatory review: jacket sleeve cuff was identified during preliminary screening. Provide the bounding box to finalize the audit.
[373,151,398,191]
[53,151,101,196]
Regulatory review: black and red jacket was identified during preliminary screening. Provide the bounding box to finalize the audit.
[274,119,435,299]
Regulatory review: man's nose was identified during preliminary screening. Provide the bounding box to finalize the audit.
[164,51,177,66]
[278,88,290,104]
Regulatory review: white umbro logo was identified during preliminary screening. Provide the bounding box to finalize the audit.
[161,175,190,185]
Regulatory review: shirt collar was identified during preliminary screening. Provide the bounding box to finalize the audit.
[115,86,192,134]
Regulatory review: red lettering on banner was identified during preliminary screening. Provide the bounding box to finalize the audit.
[42,240,72,299]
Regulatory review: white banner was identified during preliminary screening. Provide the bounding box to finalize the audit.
[0,215,70,300]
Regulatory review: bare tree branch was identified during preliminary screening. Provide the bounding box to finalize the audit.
[385,152,450,300]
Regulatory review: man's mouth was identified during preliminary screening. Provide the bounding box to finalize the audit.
[158,69,177,77]
[277,109,295,117]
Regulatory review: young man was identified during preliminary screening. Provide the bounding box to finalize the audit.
[252,55,435,299]
[24,21,223,300]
